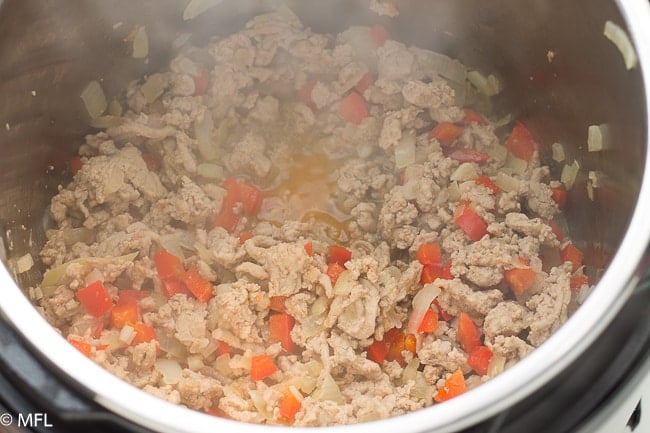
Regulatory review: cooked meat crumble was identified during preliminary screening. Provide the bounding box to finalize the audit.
[34,7,593,426]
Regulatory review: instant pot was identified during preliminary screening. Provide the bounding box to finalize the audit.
[0,0,649,432]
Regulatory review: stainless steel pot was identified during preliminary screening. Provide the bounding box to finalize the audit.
[0,0,648,432]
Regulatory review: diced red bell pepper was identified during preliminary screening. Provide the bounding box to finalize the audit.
[250,354,277,381]
[416,243,442,266]
[366,339,389,364]
[327,262,346,286]
[110,302,139,329]
[239,232,254,244]
[210,207,241,233]
[161,278,192,298]
[278,387,301,423]
[447,148,491,163]
[299,80,318,112]
[215,340,232,356]
[561,243,584,272]
[68,337,92,357]
[303,241,313,257]
[222,177,240,206]
[462,109,488,125]
[370,24,390,47]
[430,122,463,144]
[475,176,500,194]
[551,186,568,209]
[70,156,83,176]
[338,92,369,125]
[192,68,210,96]
[355,72,374,93]
[269,295,288,313]
[570,274,590,291]
[154,249,184,281]
[76,280,113,317]
[504,267,537,296]
[269,313,296,353]
[421,261,453,285]
[386,331,416,367]
[506,121,537,162]
[117,289,148,306]
[434,368,466,402]
[458,312,481,354]
[238,182,263,216]
[417,309,439,333]
[180,267,214,303]
[468,345,493,376]
[327,245,352,265]
[455,203,488,242]
[130,322,157,345]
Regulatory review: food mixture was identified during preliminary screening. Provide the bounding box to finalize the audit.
[33,7,592,426]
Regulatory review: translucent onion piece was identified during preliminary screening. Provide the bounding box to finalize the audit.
[194,112,216,161]
[467,70,502,96]
[394,131,416,169]
[155,359,183,385]
[587,123,612,152]
[401,358,420,384]
[333,270,355,296]
[604,20,638,70]
[119,325,136,345]
[249,389,272,419]
[406,283,442,334]
[411,47,467,84]
[551,142,566,162]
[80,80,107,119]
[304,360,323,377]
[155,329,188,359]
[14,253,34,274]
[412,371,432,401]
[132,26,149,59]
[84,268,104,287]
[89,115,123,129]
[487,353,506,377]
[495,172,519,192]
[187,355,204,371]
[561,160,580,190]
[214,354,232,375]
[505,153,528,176]
[447,181,461,202]
[450,162,478,182]
[183,0,223,21]
[197,163,224,180]
[588,170,603,188]
[41,252,138,292]
[141,74,166,104]
[313,373,345,404]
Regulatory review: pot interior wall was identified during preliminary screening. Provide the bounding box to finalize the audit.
[0,0,645,303]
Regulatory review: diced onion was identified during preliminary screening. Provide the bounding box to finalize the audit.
[487,353,506,377]
[84,269,104,287]
[197,163,224,180]
[401,358,420,384]
[89,115,123,129]
[551,142,566,162]
[249,390,272,419]
[505,153,528,176]
[313,373,345,404]
[492,113,513,128]
[561,160,580,190]
[604,20,638,70]
[187,355,204,371]
[14,253,34,274]
[495,172,520,193]
[183,0,223,21]
[155,359,183,385]
[80,80,107,119]
[411,47,467,84]
[156,329,188,359]
[195,112,216,161]
[467,71,502,96]
[310,296,328,317]
[141,74,167,104]
[406,283,442,334]
[485,144,508,162]
[587,123,612,152]
[450,162,478,182]
[333,270,355,296]
[119,324,136,345]
[304,360,323,377]
[108,100,123,117]
[412,371,432,401]
[447,181,461,201]
[394,131,416,169]
[214,354,232,375]
[588,170,603,188]
[132,26,149,59]
[587,182,595,201]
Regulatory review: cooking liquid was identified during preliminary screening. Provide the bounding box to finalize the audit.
[267,152,350,234]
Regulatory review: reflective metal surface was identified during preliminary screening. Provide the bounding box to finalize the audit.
[0,0,648,432]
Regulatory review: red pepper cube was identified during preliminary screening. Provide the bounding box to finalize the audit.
[338,92,369,125]
[154,249,184,280]
[431,122,463,144]
[416,243,442,266]
[180,267,214,303]
[269,313,296,353]
[468,345,493,376]
[76,280,113,317]
[454,204,488,242]
[130,322,157,345]
[506,121,537,162]
[327,245,352,265]
[458,312,481,354]
[250,354,277,381]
